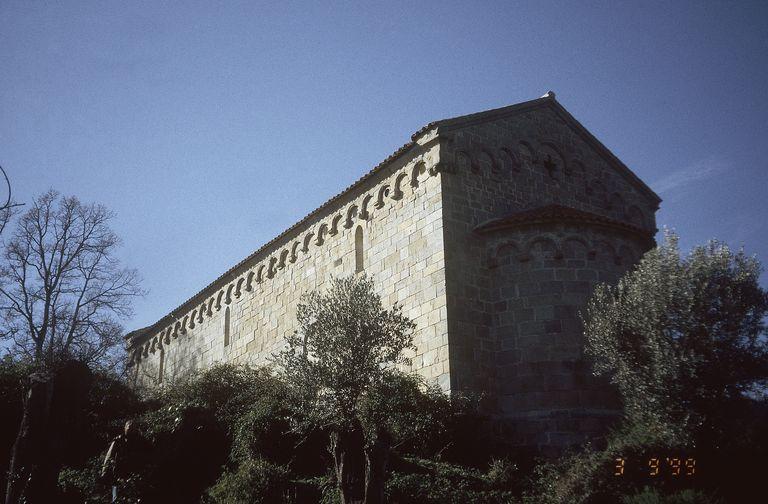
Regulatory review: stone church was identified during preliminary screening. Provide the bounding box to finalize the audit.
[127,92,660,449]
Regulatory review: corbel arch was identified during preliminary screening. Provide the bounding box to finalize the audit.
[225,284,235,304]
[473,150,494,177]
[315,224,328,245]
[375,185,390,208]
[392,172,409,200]
[245,271,255,291]
[290,241,301,263]
[567,158,586,178]
[302,232,315,253]
[455,150,472,174]
[235,277,246,297]
[267,256,278,278]
[359,194,374,220]
[329,214,343,235]
[410,161,426,188]
[215,290,225,311]
[278,249,289,269]
[561,236,592,260]
[256,264,266,283]
[523,235,563,261]
[344,205,358,229]
[538,142,566,180]
[490,240,522,268]
[498,147,518,175]
[517,141,536,171]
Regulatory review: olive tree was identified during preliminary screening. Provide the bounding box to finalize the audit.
[583,231,768,443]
[273,275,416,504]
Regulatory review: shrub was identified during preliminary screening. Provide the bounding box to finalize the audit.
[386,456,519,504]
[621,487,724,504]
[205,458,291,504]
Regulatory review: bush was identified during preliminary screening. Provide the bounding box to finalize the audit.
[584,233,768,444]
[205,458,291,504]
[360,372,485,462]
[386,456,519,504]
[621,487,724,504]
[524,421,686,504]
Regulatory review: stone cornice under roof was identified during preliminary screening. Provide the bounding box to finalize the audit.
[127,93,660,347]
[474,204,655,241]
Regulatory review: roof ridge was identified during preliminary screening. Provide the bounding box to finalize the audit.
[130,93,655,343]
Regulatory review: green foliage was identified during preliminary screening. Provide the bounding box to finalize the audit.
[620,487,724,504]
[142,364,288,441]
[205,458,291,504]
[86,369,144,448]
[58,457,142,504]
[583,231,768,442]
[531,233,768,504]
[0,357,32,494]
[386,457,519,504]
[273,275,417,432]
[525,421,681,504]
[359,371,483,460]
[132,364,297,503]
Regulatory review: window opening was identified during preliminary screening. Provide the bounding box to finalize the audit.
[355,226,364,273]
[224,306,231,346]
[158,348,165,384]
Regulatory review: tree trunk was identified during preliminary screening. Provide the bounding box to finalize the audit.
[364,427,391,504]
[5,373,53,504]
[330,423,366,504]
[5,362,92,504]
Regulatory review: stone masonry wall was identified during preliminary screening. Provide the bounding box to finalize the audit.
[130,96,661,452]
[486,224,648,448]
[132,135,451,390]
[437,101,658,449]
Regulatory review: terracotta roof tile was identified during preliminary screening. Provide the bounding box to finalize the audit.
[129,94,659,346]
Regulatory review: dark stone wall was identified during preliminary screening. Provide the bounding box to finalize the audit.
[438,101,658,451]
[486,224,647,450]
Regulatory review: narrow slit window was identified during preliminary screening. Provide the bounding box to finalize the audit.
[224,306,231,346]
[158,348,165,384]
[355,226,364,273]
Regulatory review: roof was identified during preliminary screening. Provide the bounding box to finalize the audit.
[474,204,654,237]
[127,93,660,347]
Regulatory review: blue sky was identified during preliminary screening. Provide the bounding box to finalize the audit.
[2,0,767,330]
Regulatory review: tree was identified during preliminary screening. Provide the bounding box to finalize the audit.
[0,165,24,238]
[273,275,416,504]
[525,233,768,504]
[583,231,768,443]
[0,190,143,504]
[0,190,143,369]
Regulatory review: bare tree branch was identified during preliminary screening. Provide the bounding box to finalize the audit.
[0,190,144,369]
